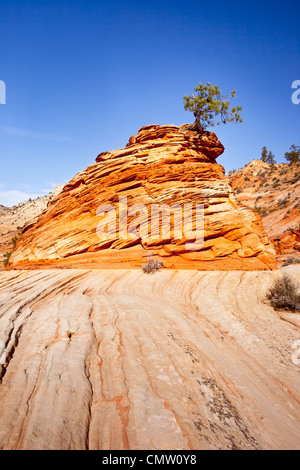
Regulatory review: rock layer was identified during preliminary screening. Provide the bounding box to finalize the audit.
[228,160,300,262]
[0,185,64,267]
[0,267,299,450]
[8,125,276,270]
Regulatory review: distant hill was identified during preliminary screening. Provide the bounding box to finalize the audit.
[0,185,64,265]
[228,160,300,262]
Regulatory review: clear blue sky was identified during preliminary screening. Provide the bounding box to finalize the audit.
[0,0,299,206]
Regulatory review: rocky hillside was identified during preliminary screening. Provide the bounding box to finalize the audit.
[7,125,276,270]
[0,266,299,450]
[0,185,64,266]
[228,160,300,261]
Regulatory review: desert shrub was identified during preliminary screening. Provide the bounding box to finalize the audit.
[291,176,299,184]
[254,205,267,217]
[282,257,300,267]
[266,274,300,312]
[3,252,12,268]
[11,233,21,249]
[278,198,289,208]
[142,256,164,274]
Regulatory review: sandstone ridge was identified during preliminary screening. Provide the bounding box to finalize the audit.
[0,267,299,449]
[228,160,300,262]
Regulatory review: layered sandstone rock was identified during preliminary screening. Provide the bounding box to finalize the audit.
[0,267,300,449]
[228,160,300,262]
[0,185,64,267]
[8,125,277,270]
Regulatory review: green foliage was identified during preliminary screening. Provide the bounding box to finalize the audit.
[285,144,300,165]
[183,82,243,130]
[261,147,276,165]
[2,232,22,268]
[12,232,21,249]
[3,252,12,268]
[254,205,268,217]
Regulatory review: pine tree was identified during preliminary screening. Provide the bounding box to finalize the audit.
[261,147,268,162]
[183,82,243,131]
[285,144,300,164]
[261,147,276,165]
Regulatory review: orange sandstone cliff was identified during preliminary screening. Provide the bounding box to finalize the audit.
[8,125,277,270]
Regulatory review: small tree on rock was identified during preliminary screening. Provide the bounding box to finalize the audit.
[285,144,300,165]
[183,82,243,131]
[261,146,276,165]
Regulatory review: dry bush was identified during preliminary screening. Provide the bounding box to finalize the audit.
[142,256,164,274]
[282,257,300,267]
[267,274,300,312]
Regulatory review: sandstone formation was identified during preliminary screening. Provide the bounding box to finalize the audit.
[0,185,64,268]
[8,125,277,270]
[0,267,299,450]
[228,160,300,262]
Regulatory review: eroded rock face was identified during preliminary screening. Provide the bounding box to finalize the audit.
[0,268,299,450]
[228,160,300,263]
[8,125,277,270]
[0,185,64,267]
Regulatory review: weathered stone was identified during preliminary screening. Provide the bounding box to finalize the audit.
[8,125,276,270]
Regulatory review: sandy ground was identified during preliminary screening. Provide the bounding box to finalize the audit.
[0,266,299,450]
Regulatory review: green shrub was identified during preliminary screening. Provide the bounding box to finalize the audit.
[3,252,12,268]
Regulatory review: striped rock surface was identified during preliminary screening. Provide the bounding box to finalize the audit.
[8,125,276,270]
[0,267,299,450]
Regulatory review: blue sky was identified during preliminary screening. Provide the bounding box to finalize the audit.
[0,0,299,206]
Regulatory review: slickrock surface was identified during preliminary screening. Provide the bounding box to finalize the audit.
[0,267,299,450]
[8,125,276,270]
[228,160,300,262]
[0,185,64,266]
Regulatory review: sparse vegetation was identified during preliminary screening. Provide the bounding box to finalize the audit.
[12,232,22,249]
[282,257,300,267]
[142,254,164,274]
[261,146,276,165]
[266,274,300,312]
[285,144,300,165]
[278,198,289,208]
[254,205,268,217]
[2,232,22,267]
[3,252,12,268]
